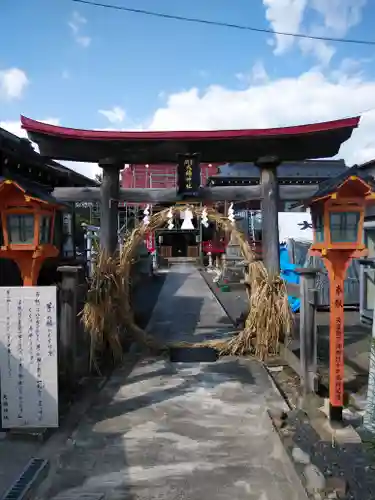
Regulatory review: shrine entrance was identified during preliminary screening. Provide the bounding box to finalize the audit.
[80,203,294,368]
[158,231,198,258]
[20,115,360,364]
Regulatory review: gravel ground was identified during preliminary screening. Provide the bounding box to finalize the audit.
[274,410,375,500]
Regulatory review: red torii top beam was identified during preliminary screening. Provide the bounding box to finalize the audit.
[21,116,360,164]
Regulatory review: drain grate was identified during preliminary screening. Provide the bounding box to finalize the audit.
[2,458,49,500]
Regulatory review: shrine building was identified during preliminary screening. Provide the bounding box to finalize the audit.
[119,159,348,261]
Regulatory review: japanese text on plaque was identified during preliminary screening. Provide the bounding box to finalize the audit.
[333,283,344,405]
[0,287,58,428]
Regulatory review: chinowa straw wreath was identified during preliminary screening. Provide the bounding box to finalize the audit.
[82,206,293,370]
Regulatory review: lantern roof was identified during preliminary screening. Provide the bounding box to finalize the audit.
[305,168,375,205]
[0,176,66,207]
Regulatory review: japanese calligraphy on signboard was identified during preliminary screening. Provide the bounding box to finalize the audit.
[177,154,201,196]
[0,286,58,428]
[331,282,344,407]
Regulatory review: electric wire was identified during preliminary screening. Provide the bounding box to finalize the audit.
[69,0,375,47]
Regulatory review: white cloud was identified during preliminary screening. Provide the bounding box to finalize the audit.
[98,106,126,124]
[0,118,99,179]
[76,36,91,48]
[69,11,91,48]
[251,61,269,83]
[145,68,375,166]
[236,61,269,85]
[262,0,367,66]
[0,68,29,100]
[311,0,367,36]
[263,0,307,54]
[299,38,335,67]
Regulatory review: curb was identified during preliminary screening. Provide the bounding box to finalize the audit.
[199,270,237,325]
[240,358,309,499]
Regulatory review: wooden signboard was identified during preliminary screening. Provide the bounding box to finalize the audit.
[0,286,59,428]
[177,154,201,197]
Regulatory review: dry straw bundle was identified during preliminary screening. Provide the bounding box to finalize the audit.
[82,251,122,371]
[222,261,293,360]
[83,205,293,367]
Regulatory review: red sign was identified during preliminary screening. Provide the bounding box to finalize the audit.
[145,232,155,253]
[202,240,225,254]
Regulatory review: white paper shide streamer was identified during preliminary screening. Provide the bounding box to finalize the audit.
[167,208,174,230]
[201,207,209,228]
[181,208,195,230]
[228,203,235,225]
[143,204,150,226]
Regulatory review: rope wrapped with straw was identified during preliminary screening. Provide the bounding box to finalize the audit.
[82,205,293,368]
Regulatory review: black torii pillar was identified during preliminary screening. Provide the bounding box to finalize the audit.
[99,158,122,255]
[257,156,281,276]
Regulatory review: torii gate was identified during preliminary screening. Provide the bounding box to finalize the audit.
[21,115,360,275]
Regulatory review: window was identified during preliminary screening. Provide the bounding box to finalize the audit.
[7,214,35,244]
[39,215,52,244]
[313,213,324,242]
[329,211,360,243]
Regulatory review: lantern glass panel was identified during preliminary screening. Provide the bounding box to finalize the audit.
[313,213,324,242]
[39,215,52,244]
[7,214,35,244]
[329,211,360,243]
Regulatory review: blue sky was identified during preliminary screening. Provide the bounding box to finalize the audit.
[1,0,375,177]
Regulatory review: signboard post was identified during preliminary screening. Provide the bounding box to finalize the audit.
[177,153,201,197]
[0,286,59,428]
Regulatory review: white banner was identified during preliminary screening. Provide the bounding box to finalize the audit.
[0,287,59,428]
[278,212,313,243]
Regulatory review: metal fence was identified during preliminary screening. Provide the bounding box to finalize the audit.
[288,239,360,307]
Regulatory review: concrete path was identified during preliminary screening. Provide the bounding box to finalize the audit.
[40,265,308,500]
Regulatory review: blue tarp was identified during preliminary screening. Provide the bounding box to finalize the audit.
[279,244,301,312]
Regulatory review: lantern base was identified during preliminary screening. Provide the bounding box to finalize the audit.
[329,403,343,423]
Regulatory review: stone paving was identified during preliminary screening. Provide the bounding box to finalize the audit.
[0,273,166,498]
[39,265,308,500]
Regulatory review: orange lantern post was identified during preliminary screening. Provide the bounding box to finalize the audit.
[0,179,62,286]
[308,173,375,422]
